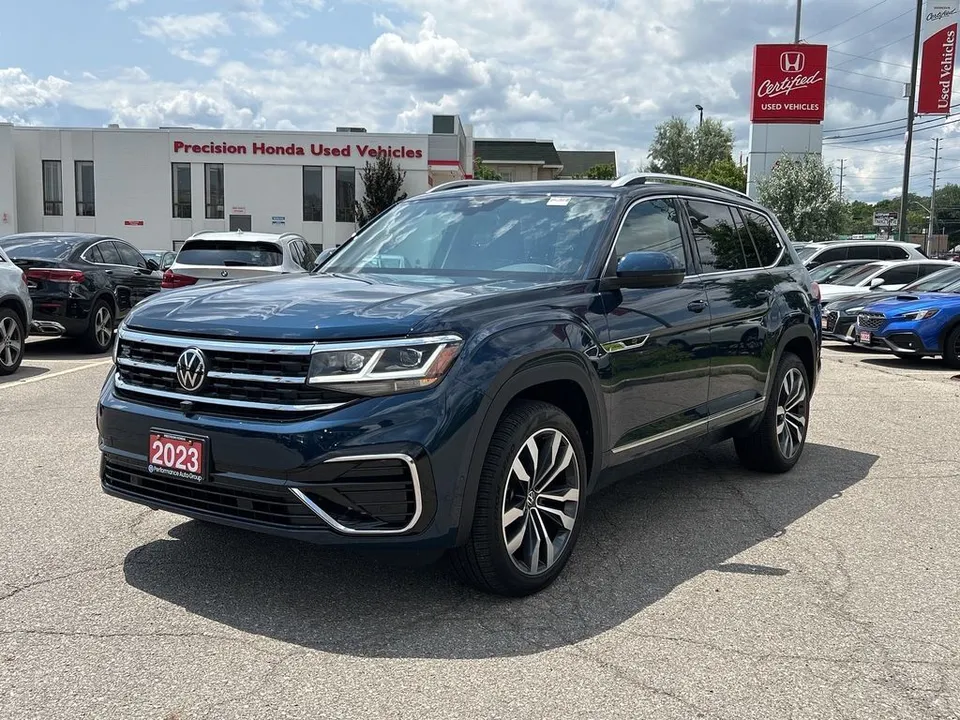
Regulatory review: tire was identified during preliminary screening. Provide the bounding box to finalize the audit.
[81,300,115,354]
[0,307,25,376]
[734,352,810,474]
[943,325,960,369]
[449,400,586,597]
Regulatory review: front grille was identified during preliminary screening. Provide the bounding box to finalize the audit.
[114,328,354,418]
[102,459,327,528]
[857,312,886,331]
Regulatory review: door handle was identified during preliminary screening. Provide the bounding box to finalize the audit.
[687,299,708,313]
[104,269,113,275]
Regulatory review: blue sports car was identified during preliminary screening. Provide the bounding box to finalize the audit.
[855,280,960,367]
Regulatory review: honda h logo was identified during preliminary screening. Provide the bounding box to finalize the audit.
[780,51,805,73]
[175,348,207,392]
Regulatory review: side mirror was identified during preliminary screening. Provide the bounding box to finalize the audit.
[869,278,885,289]
[612,251,685,290]
[145,259,160,272]
[314,248,336,268]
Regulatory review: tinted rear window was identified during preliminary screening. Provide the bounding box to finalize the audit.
[176,240,283,267]
[0,236,78,259]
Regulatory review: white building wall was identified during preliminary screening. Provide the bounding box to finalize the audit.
[0,125,17,236]
[10,127,432,250]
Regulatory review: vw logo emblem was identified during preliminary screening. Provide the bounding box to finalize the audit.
[175,348,207,392]
[220,270,229,278]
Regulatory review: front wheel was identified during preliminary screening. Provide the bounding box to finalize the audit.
[734,352,810,473]
[450,400,586,597]
[943,326,960,369]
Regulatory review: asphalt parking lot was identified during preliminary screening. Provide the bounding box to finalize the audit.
[2,340,959,720]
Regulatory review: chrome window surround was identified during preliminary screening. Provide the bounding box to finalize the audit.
[81,239,147,269]
[598,194,787,285]
[289,453,424,535]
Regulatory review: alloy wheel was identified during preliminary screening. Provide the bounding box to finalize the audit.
[0,316,22,368]
[776,367,807,459]
[501,428,581,576]
[95,306,113,349]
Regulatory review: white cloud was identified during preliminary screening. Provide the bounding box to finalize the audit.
[137,13,232,44]
[109,0,143,9]
[171,48,225,67]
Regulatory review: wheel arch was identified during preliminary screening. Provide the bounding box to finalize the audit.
[453,353,605,546]
[767,321,818,396]
[938,315,960,352]
[0,295,28,330]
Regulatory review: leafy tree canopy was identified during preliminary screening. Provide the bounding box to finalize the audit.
[354,154,407,228]
[756,153,844,243]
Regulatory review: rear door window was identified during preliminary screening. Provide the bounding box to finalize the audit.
[684,200,751,273]
[740,210,784,266]
[878,245,909,260]
[847,245,879,260]
[876,265,920,286]
[176,240,284,267]
[96,242,123,265]
[816,247,848,263]
[114,242,147,268]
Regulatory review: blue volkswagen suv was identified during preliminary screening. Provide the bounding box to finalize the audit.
[98,174,821,596]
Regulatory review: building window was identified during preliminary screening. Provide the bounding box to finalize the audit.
[171,163,192,219]
[42,160,63,216]
[74,161,95,217]
[500,168,514,182]
[205,163,224,219]
[303,166,322,222]
[336,167,356,222]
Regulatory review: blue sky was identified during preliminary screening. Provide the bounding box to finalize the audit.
[1,0,957,200]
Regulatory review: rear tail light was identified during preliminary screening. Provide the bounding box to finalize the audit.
[161,269,198,289]
[811,282,822,303]
[25,268,86,283]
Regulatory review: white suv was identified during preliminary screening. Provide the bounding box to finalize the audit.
[0,246,32,375]
[797,241,925,269]
[161,230,317,290]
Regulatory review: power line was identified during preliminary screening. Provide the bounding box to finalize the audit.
[802,0,894,41]
[825,101,960,133]
[829,48,912,70]
[826,110,960,141]
[828,66,907,85]
[828,83,902,99]
[831,9,915,49]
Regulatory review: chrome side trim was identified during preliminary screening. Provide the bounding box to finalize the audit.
[290,453,424,536]
[601,334,650,354]
[117,358,175,374]
[611,398,766,455]
[114,374,345,412]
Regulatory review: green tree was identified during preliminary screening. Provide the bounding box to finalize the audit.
[582,162,617,180]
[648,116,734,174]
[683,157,747,192]
[756,154,844,242]
[473,156,502,180]
[354,154,407,228]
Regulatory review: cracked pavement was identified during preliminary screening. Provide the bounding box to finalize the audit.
[1,341,959,719]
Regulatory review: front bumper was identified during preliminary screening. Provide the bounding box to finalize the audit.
[98,372,473,550]
[854,318,941,356]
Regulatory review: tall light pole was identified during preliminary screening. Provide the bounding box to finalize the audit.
[899,0,924,242]
[795,0,802,42]
[695,104,704,127]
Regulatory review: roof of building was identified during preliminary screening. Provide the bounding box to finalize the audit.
[557,150,618,177]
[473,140,562,166]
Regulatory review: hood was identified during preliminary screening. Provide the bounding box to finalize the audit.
[824,291,900,311]
[125,271,554,341]
[863,292,960,316]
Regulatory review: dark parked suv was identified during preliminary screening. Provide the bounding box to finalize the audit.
[98,174,822,596]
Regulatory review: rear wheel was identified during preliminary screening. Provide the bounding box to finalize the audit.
[943,326,960,369]
[734,352,809,473]
[450,400,585,596]
[0,308,24,376]
[81,300,114,354]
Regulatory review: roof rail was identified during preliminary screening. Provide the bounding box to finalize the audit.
[610,172,751,200]
[424,179,506,194]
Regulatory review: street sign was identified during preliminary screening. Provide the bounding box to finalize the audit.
[873,212,899,228]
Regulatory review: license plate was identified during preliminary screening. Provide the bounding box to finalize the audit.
[148,430,207,482]
[859,331,871,344]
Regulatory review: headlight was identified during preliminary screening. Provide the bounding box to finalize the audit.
[899,309,940,321]
[307,334,463,396]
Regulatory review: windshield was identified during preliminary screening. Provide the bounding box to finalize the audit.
[0,236,77,260]
[324,194,615,278]
[796,245,820,260]
[903,266,960,292]
[834,262,885,286]
[809,262,858,282]
[176,240,283,267]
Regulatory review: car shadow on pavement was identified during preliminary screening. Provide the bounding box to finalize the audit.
[860,357,949,372]
[25,337,110,360]
[122,441,877,660]
[0,365,48,384]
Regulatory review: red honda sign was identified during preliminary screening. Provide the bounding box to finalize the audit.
[917,0,959,114]
[751,43,828,124]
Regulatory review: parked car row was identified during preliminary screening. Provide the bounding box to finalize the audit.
[0,229,316,363]
[822,264,960,367]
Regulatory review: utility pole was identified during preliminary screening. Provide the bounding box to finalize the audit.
[929,137,941,255]
[795,0,802,42]
[839,158,845,201]
[899,0,924,242]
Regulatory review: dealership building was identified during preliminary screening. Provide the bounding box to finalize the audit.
[0,115,616,251]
